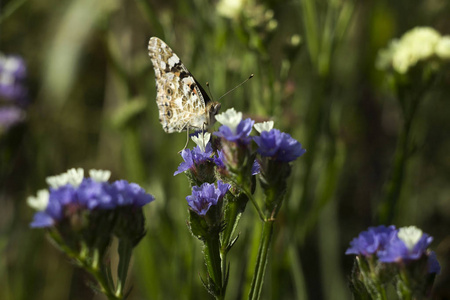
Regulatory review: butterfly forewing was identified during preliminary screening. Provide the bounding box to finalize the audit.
[148,37,214,133]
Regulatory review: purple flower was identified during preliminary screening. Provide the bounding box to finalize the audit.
[30,185,77,228]
[253,129,306,162]
[0,55,28,103]
[0,106,25,130]
[174,143,214,175]
[213,150,226,169]
[29,169,155,228]
[378,227,433,263]
[186,180,230,216]
[111,180,155,207]
[428,251,441,274]
[214,118,255,144]
[345,225,397,256]
[77,178,115,209]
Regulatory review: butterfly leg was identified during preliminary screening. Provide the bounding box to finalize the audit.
[178,125,190,153]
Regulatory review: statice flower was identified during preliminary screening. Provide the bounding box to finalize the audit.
[345,225,397,256]
[0,54,27,102]
[28,168,155,228]
[214,108,254,144]
[346,225,440,274]
[346,225,440,299]
[186,180,230,216]
[254,128,306,162]
[378,226,433,263]
[0,54,28,133]
[174,143,214,175]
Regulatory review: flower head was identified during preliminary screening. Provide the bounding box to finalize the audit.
[174,143,214,175]
[0,54,28,102]
[345,225,397,256]
[215,118,254,144]
[111,180,155,207]
[215,108,242,132]
[29,168,155,228]
[186,181,230,216]
[378,226,433,263]
[376,27,450,74]
[30,185,77,228]
[214,108,254,144]
[254,129,306,162]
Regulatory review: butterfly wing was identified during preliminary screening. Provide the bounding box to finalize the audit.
[148,37,211,133]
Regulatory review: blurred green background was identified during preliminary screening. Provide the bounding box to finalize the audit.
[1,0,450,299]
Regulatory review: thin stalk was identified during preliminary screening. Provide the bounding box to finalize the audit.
[116,240,133,297]
[47,231,121,300]
[379,94,420,224]
[248,220,274,300]
[230,177,265,222]
[204,235,225,299]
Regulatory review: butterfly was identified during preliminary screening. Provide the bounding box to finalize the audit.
[147,37,221,134]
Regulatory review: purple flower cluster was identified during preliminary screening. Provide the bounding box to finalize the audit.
[346,225,440,274]
[0,54,28,131]
[253,129,306,162]
[30,178,154,228]
[174,143,215,175]
[186,180,230,216]
[0,54,27,102]
[214,118,254,144]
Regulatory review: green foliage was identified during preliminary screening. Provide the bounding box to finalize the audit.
[1,0,450,299]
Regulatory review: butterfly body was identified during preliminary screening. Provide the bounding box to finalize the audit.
[148,37,221,133]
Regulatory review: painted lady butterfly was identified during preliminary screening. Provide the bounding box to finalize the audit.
[148,37,221,133]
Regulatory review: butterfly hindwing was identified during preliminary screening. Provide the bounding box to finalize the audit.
[148,37,212,133]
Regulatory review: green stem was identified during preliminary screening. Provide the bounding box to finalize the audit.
[204,234,224,299]
[248,220,274,300]
[230,178,265,222]
[397,268,412,300]
[48,231,120,300]
[379,94,420,224]
[116,240,133,298]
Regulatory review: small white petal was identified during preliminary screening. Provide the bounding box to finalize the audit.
[66,168,84,187]
[215,108,242,132]
[254,121,274,133]
[191,132,211,152]
[46,173,69,189]
[89,169,111,182]
[27,189,49,211]
[398,226,423,250]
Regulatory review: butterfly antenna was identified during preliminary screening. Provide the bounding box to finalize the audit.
[206,82,215,101]
[217,74,254,102]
